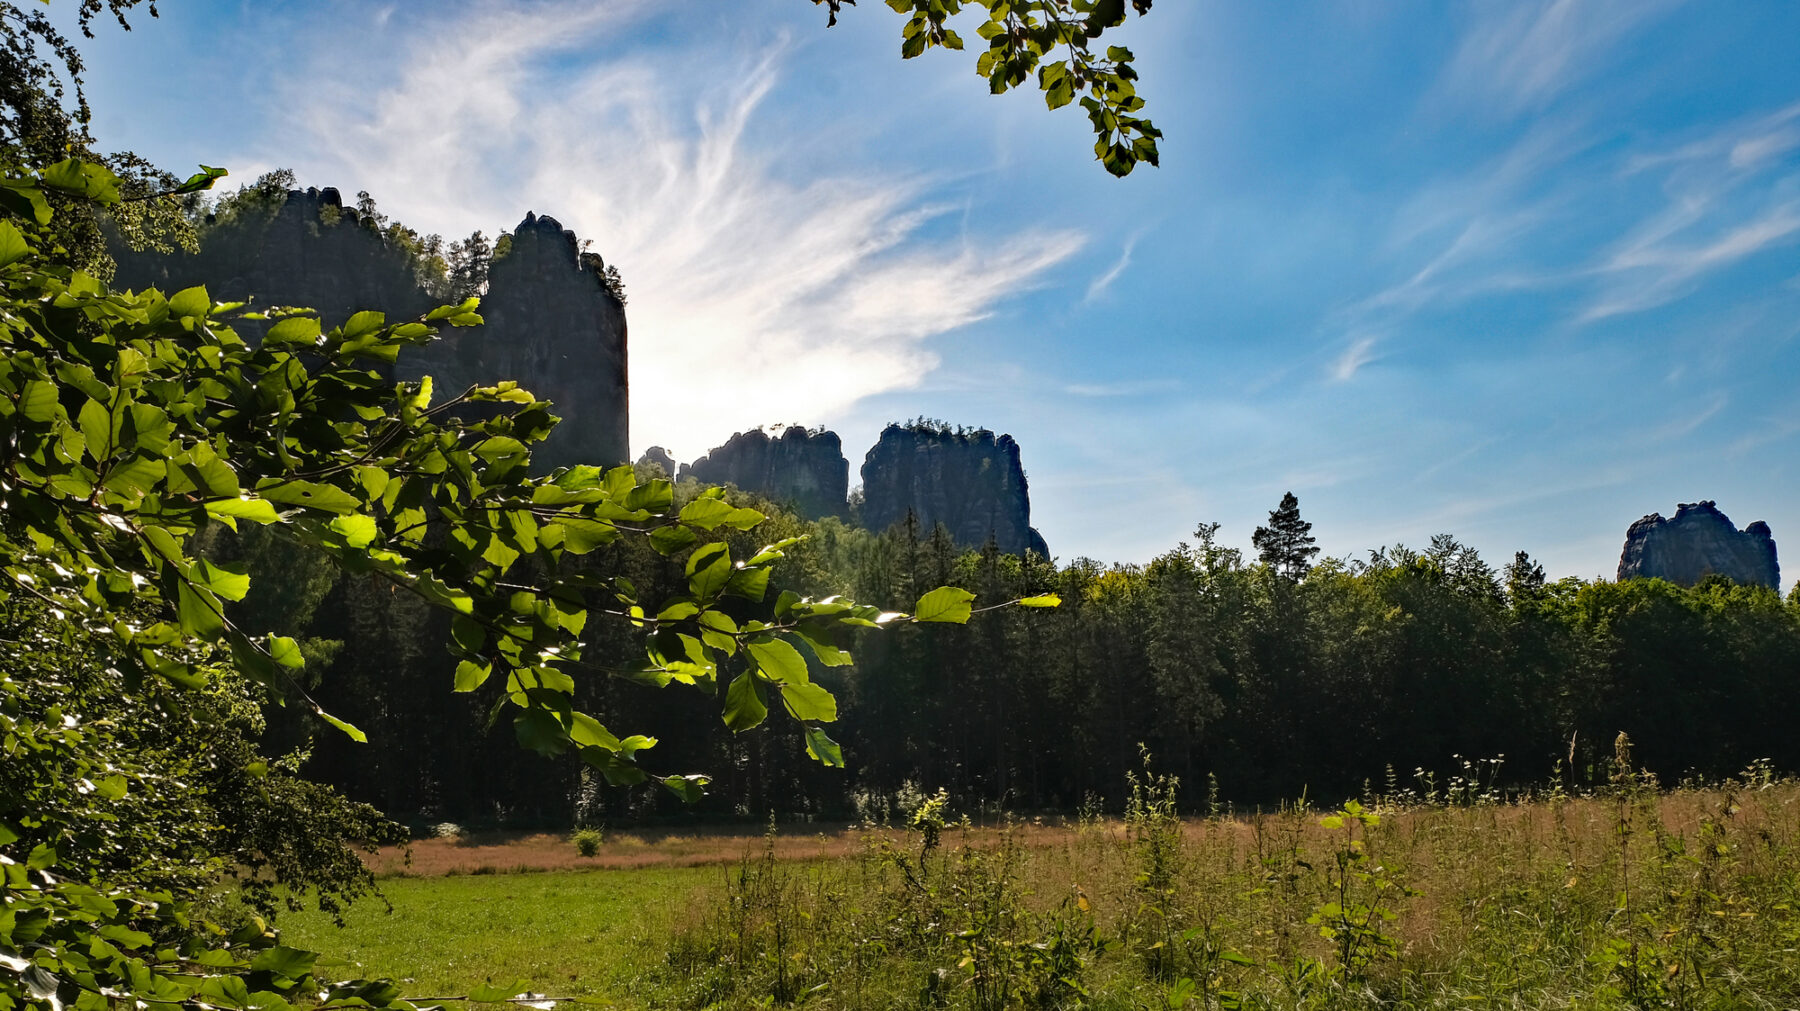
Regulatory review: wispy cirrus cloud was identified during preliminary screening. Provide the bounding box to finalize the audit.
[246,1,1082,460]
[1083,229,1146,303]
[1584,202,1800,320]
[1328,335,1381,382]
[1436,0,1685,116]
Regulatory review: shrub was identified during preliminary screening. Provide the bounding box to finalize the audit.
[571,828,604,857]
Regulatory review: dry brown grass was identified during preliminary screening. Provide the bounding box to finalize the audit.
[369,820,1087,876]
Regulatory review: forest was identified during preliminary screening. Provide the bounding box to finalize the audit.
[266,478,1800,827]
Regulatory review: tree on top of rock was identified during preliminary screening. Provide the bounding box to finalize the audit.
[1253,491,1319,581]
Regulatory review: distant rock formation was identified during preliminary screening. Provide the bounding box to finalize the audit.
[1617,501,1779,589]
[111,188,629,468]
[637,446,677,476]
[860,423,1048,557]
[680,427,849,520]
[112,186,434,327]
[412,212,628,470]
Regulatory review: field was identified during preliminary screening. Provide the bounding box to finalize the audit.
[282,770,1800,1010]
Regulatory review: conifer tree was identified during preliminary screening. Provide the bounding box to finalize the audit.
[1252,491,1319,581]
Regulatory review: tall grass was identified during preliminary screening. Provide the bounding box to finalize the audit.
[657,751,1800,1010]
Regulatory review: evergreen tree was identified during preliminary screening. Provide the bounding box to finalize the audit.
[1505,549,1548,606]
[447,228,492,301]
[1252,491,1319,580]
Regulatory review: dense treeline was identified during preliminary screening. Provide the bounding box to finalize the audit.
[238,477,1800,826]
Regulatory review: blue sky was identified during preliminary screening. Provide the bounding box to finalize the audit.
[76,1,1800,585]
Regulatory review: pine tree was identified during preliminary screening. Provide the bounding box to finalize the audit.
[1252,491,1319,580]
[1505,550,1547,606]
[446,229,492,302]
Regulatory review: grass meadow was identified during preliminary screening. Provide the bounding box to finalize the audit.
[283,761,1800,1010]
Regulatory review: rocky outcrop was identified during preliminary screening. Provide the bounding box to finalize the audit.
[112,186,435,328]
[1617,501,1779,589]
[413,212,628,469]
[637,446,677,477]
[860,424,1048,557]
[680,427,849,520]
[112,189,629,468]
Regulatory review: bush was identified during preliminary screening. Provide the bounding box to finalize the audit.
[571,828,604,857]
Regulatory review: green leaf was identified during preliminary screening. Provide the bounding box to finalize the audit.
[515,708,569,756]
[678,497,737,530]
[264,315,322,348]
[17,379,57,422]
[328,513,379,548]
[192,558,251,602]
[722,506,766,530]
[805,726,845,767]
[726,565,771,602]
[453,659,492,692]
[256,479,361,514]
[662,774,709,803]
[317,709,368,743]
[0,220,28,266]
[913,586,975,623]
[1018,594,1061,607]
[249,946,318,979]
[557,518,617,554]
[723,674,768,732]
[747,637,809,684]
[341,310,385,338]
[41,158,121,203]
[650,524,699,556]
[168,285,211,318]
[205,496,281,525]
[269,635,304,669]
[795,628,853,666]
[781,681,838,722]
[685,542,732,598]
[176,580,226,639]
[173,164,229,195]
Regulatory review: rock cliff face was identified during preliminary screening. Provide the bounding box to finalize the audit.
[112,186,436,327]
[1617,501,1780,589]
[637,446,677,477]
[680,428,849,520]
[111,189,629,468]
[860,424,1048,557]
[410,212,628,470]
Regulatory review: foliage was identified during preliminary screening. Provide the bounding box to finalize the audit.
[0,1,199,276]
[0,155,1012,1011]
[569,828,603,857]
[816,0,1161,176]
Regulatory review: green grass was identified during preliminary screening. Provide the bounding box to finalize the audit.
[279,867,719,1005]
[277,771,1800,1010]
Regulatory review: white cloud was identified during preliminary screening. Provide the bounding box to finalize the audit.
[1437,0,1684,116]
[1584,202,1800,319]
[247,1,1082,460]
[1083,229,1144,303]
[1329,335,1381,382]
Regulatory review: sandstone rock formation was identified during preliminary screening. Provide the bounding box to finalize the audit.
[1617,501,1780,589]
[637,446,678,477]
[412,212,628,470]
[860,423,1049,557]
[112,188,629,468]
[112,186,435,327]
[680,427,849,520]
